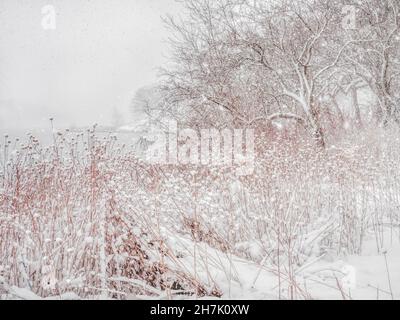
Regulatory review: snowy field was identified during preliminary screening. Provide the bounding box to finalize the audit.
[1,0,400,301]
[0,127,399,300]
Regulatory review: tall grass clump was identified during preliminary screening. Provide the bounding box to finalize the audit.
[0,124,399,299]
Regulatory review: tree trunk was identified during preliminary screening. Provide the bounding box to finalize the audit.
[331,96,345,128]
[310,102,326,149]
[313,124,326,149]
[351,88,363,128]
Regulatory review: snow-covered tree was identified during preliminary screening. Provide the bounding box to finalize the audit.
[342,0,400,126]
[162,0,400,146]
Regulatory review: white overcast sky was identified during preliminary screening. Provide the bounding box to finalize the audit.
[0,0,181,129]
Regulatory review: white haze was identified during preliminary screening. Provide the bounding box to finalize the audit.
[0,0,181,131]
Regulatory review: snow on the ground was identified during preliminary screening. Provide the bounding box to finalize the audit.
[162,230,400,300]
[1,230,399,300]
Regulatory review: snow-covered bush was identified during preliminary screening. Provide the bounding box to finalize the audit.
[1,125,399,299]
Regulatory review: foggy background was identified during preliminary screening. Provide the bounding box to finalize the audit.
[0,0,180,133]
